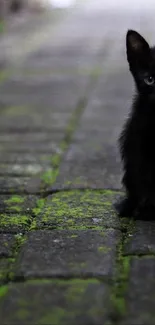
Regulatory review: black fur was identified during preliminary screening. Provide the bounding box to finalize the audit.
[117,30,155,219]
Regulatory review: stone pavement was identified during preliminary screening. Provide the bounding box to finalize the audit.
[0,1,155,324]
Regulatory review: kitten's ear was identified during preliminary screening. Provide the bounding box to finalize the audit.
[126,30,150,65]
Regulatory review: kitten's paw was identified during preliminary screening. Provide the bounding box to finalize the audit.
[114,197,135,218]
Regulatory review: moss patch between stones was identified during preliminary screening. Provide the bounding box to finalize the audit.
[0,285,8,298]
[40,97,87,188]
[32,198,46,216]
[4,196,25,204]
[110,216,135,322]
[4,195,25,213]
[31,189,121,230]
[0,214,32,232]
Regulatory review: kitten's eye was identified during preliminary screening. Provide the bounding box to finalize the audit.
[144,76,155,85]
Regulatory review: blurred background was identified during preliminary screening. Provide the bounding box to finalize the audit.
[0,0,155,14]
[0,0,155,188]
[0,0,155,66]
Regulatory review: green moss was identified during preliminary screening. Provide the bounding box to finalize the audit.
[68,261,87,271]
[8,271,15,281]
[41,169,59,186]
[27,278,99,286]
[0,214,29,226]
[67,282,86,303]
[40,97,88,188]
[70,234,78,238]
[73,177,85,185]
[12,234,27,264]
[27,279,53,284]
[10,206,22,212]
[0,70,10,83]
[40,147,63,187]
[111,256,130,319]
[97,246,111,253]
[79,262,86,268]
[33,189,120,230]
[32,198,46,216]
[91,65,102,78]
[5,106,28,116]
[110,214,134,321]
[16,309,30,320]
[40,155,50,162]
[15,234,26,247]
[100,231,105,236]
[8,258,15,263]
[0,20,5,33]
[64,180,72,186]
[52,154,61,167]
[111,260,126,317]
[121,217,135,234]
[6,235,27,281]
[0,214,31,230]
[29,219,37,231]
[38,308,66,325]
[0,285,8,298]
[4,196,27,213]
[0,259,10,283]
[5,196,25,204]
[0,272,6,282]
[10,279,104,323]
[122,257,130,275]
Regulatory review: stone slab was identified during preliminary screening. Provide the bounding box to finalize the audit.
[122,257,155,325]
[15,229,121,279]
[0,234,15,257]
[0,280,110,325]
[124,221,155,255]
[51,72,131,190]
[0,75,88,112]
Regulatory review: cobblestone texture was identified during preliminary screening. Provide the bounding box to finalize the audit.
[0,1,154,324]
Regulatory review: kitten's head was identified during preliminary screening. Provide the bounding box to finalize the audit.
[126,30,155,96]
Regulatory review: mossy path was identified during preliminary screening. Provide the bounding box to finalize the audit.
[0,1,154,324]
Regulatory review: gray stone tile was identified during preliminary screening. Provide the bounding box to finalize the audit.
[52,72,131,190]
[0,75,88,112]
[0,280,110,325]
[0,153,53,164]
[0,234,15,257]
[0,177,40,194]
[15,229,121,279]
[122,257,155,325]
[52,143,122,190]
[124,221,155,255]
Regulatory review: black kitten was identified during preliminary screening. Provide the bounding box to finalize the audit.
[117,30,155,220]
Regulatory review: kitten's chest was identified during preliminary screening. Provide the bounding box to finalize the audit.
[135,114,155,151]
[127,111,154,151]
